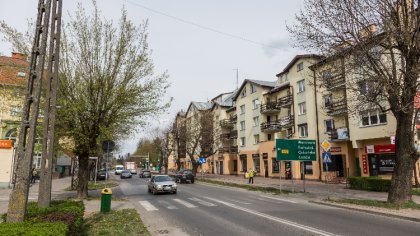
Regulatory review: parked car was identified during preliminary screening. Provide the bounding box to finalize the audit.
[139,170,151,178]
[129,169,137,174]
[115,165,124,175]
[120,170,132,179]
[175,169,194,183]
[97,170,109,181]
[148,175,177,195]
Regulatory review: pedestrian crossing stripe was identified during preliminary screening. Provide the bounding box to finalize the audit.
[173,198,197,208]
[188,197,217,207]
[139,201,158,211]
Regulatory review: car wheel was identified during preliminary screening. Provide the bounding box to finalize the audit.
[173,190,177,194]
[191,180,194,184]
[152,188,157,195]
[148,187,151,193]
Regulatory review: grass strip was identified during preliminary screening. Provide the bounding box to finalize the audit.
[197,178,290,194]
[328,198,420,210]
[412,188,420,196]
[83,209,150,236]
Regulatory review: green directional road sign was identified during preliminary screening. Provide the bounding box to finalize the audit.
[276,139,316,161]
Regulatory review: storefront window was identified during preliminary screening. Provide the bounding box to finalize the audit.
[304,161,313,174]
[254,158,260,172]
[272,158,279,173]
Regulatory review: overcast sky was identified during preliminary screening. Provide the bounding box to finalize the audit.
[0,0,305,155]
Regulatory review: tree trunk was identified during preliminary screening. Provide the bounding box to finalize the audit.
[388,113,417,204]
[192,162,199,176]
[176,158,181,171]
[77,155,89,199]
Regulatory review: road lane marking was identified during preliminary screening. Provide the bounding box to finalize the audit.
[229,199,251,205]
[205,197,336,236]
[188,197,217,207]
[173,199,197,208]
[158,200,179,210]
[139,201,158,211]
[256,195,297,203]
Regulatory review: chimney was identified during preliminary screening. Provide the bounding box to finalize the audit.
[11,52,27,60]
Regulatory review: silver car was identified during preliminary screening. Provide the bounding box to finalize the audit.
[148,175,177,195]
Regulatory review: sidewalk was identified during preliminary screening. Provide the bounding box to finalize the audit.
[199,174,420,222]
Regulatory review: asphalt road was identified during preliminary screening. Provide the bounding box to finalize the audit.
[113,174,420,236]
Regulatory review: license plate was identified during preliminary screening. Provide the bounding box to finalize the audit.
[165,187,171,190]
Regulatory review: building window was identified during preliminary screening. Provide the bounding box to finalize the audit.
[297,62,304,71]
[360,110,387,127]
[324,94,332,107]
[272,158,279,173]
[10,106,22,116]
[253,134,260,144]
[254,158,260,172]
[253,116,259,127]
[240,121,245,130]
[240,105,245,114]
[267,134,272,141]
[304,161,313,174]
[240,137,245,146]
[298,124,308,137]
[241,88,247,97]
[325,119,335,133]
[5,128,18,143]
[298,102,306,115]
[252,99,260,109]
[297,80,305,93]
[241,158,247,172]
[250,84,257,93]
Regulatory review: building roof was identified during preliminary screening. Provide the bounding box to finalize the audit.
[276,54,323,77]
[0,54,30,87]
[266,81,291,95]
[211,90,238,110]
[185,101,212,116]
[232,79,276,101]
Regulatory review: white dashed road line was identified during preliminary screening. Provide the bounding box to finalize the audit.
[188,197,217,207]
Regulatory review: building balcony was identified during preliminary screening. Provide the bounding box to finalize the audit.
[328,127,350,141]
[218,145,238,154]
[220,133,230,140]
[278,95,293,107]
[230,130,238,139]
[260,101,281,114]
[326,100,348,116]
[260,121,282,132]
[230,114,237,123]
[278,115,294,128]
[325,74,345,90]
[219,119,234,129]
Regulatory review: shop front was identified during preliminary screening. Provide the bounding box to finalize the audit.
[365,144,395,177]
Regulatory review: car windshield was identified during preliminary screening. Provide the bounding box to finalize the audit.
[154,176,172,182]
[122,170,130,173]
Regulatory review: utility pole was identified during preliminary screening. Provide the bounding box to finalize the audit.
[38,0,63,208]
[7,0,53,222]
[233,68,239,89]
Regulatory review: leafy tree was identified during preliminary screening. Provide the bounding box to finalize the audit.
[288,0,420,204]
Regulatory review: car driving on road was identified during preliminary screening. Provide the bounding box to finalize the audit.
[97,170,109,180]
[175,169,195,184]
[148,175,177,195]
[120,170,132,179]
[139,170,151,178]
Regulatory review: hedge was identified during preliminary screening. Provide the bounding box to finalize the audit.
[347,176,391,192]
[0,222,68,236]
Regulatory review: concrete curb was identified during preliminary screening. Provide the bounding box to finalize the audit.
[309,200,420,223]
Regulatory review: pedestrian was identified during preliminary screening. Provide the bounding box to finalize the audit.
[31,167,37,183]
[248,168,255,184]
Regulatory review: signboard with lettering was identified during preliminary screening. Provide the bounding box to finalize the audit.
[276,139,316,161]
[0,140,13,149]
[330,147,342,153]
[361,154,368,174]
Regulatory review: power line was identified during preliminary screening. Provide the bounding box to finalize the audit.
[122,0,281,50]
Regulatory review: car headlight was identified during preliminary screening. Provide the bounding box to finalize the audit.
[173,184,177,188]
[157,185,162,189]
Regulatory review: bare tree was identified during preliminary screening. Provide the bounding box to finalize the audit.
[289,0,420,204]
[170,113,187,171]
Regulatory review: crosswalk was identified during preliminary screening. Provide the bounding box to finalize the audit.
[138,197,218,211]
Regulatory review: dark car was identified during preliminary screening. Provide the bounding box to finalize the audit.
[120,170,132,179]
[139,170,151,178]
[175,169,194,184]
[97,170,109,181]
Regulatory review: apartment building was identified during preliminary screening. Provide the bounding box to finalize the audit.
[232,79,277,176]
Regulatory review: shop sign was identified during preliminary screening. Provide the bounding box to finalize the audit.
[0,140,13,149]
[330,147,342,153]
[239,154,247,159]
[361,154,368,174]
[366,145,375,154]
[390,135,395,145]
[374,144,395,153]
[276,139,316,161]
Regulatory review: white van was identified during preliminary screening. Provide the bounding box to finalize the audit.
[115,165,124,175]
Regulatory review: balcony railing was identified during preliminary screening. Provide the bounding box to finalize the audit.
[260,115,294,132]
[326,100,348,116]
[278,115,294,128]
[324,74,345,90]
[220,133,230,139]
[230,130,238,139]
[260,101,281,114]
[219,119,234,128]
[230,114,237,123]
[328,127,350,141]
[218,145,238,154]
[278,95,293,107]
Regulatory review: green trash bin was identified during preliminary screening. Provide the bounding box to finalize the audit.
[100,188,112,213]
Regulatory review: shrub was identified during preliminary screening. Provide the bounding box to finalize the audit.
[347,176,391,192]
[0,222,67,236]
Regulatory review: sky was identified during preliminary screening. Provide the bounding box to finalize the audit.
[0,0,305,156]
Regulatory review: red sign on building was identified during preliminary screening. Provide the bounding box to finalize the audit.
[0,140,13,149]
[361,154,368,174]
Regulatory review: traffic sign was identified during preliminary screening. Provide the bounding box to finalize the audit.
[322,151,332,163]
[321,139,331,152]
[276,139,316,161]
[198,157,206,164]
